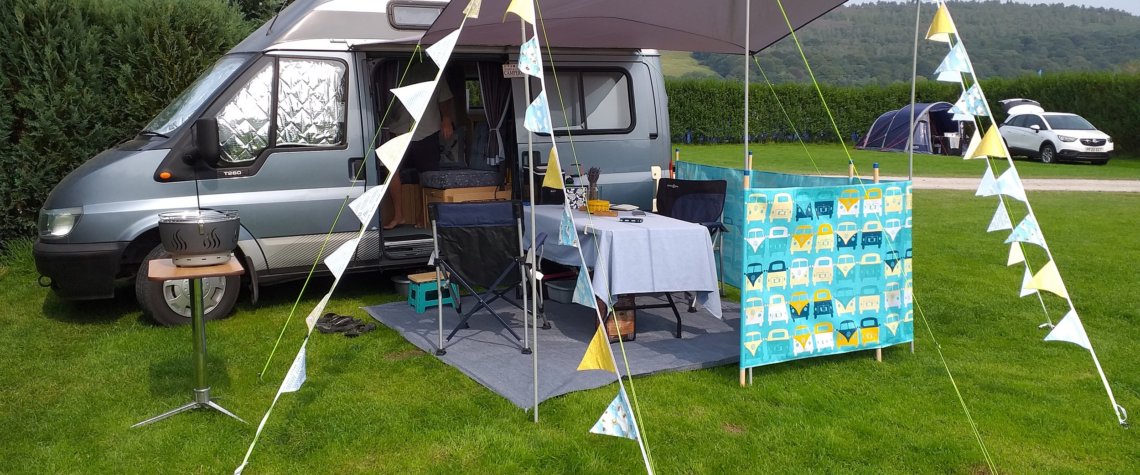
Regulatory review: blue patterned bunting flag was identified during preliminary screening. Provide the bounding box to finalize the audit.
[572,267,595,308]
[1005,214,1046,248]
[994,167,1027,202]
[280,343,307,393]
[518,36,543,78]
[559,204,577,246]
[524,92,552,134]
[590,389,639,440]
[976,167,998,197]
[950,83,988,118]
[934,43,970,82]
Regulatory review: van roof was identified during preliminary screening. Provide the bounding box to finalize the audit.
[230,0,445,53]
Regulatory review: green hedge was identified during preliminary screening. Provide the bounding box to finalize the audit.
[667,72,1140,150]
[0,0,251,245]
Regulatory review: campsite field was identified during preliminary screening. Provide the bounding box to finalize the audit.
[1,190,1138,474]
[679,143,1140,180]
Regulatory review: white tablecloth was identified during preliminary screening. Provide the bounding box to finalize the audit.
[525,205,722,318]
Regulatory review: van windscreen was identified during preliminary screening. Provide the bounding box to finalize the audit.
[143,55,250,136]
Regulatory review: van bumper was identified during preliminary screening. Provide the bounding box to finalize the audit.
[33,240,128,300]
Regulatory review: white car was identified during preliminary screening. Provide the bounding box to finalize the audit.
[997,99,1112,165]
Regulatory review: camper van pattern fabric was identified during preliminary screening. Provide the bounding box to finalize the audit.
[739,183,914,369]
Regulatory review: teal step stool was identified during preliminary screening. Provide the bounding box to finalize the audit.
[407,272,460,314]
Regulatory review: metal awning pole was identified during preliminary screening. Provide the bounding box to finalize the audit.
[907,0,922,180]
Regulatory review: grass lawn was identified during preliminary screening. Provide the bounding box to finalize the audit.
[677,143,1140,180]
[2,190,1138,473]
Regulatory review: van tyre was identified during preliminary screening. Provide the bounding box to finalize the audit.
[1040,143,1056,164]
[135,244,240,326]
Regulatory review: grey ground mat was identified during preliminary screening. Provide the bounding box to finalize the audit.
[365,295,741,408]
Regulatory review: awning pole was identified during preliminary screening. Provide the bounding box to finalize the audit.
[907,0,921,180]
[518,18,540,424]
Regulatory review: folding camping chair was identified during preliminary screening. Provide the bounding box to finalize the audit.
[429,201,531,353]
[655,177,729,303]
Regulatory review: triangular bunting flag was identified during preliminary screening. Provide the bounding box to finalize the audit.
[376,132,413,174]
[577,327,617,373]
[961,131,980,160]
[542,148,563,189]
[518,36,543,78]
[1027,260,1068,299]
[1005,214,1046,248]
[995,167,1027,202]
[976,167,998,197]
[1044,309,1092,351]
[524,91,552,134]
[463,0,482,18]
[987,201,1012,232]
[934,42,970,82]
[1007,242,1025,266]
[506,0,535,24]
[1019,267,1037,297]
[572,268,595,308]
[952,83,988,117]
[590,389,639,440]
[972,125,1005,159]
[349,185,386,225]
[426,30,461,69]
[926,2,957,43]
[323,236,360,280]
[559,204,577,246]
[280,343,307,393]
[304,291,333,334]
[392,81,437,125]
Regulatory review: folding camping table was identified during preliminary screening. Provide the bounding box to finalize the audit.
[525,205,722,320]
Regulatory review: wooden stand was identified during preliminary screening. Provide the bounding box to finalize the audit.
[422,186,511,225]
[133,258,246,428]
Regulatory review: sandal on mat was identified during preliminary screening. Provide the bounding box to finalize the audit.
[345,322,377,338]
[316,313,358,334]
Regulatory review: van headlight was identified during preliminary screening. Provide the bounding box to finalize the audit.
[38,207,82,238]
[1057,135,1077,142]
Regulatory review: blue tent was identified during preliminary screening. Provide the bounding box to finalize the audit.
[856,102,960,154]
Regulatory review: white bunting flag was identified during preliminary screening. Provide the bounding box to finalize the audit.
[994,167,1027,202]
[1044,309,1092,351]
[961,132,980,160]
[324,237,360,280]
[426,30,461,69]
[976,167,998,197]
[280,343,308,393]
[349,185,386,225]
[572,268,595,308]
[987,201,1012,233]
[392,81,438,124]
[524,91,553,134]
[377,132,414,174]
[590,389,639,440]
[304,291,333,334]
[518,36,543,78]
[1007,242,1025,266]
[1019,267,1037,297]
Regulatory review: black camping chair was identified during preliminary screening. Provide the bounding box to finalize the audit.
[655,177,729,303]
[429,200,531,353]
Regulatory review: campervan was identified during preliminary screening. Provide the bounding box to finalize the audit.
[32,0,671,325]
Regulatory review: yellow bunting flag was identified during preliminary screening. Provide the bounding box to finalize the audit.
[926,2,957,43]
[463,0,482,18]
[577,327,617,373]
[1007,242,1025,266]
[971,124,1007,160]
[1027,260,1069,299]
[505,0,535,24]
[542,148,563,190]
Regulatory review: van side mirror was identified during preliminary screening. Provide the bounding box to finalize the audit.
[194,117,221,165]
[1030,124,1041,133]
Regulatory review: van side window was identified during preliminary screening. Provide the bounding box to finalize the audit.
[276,58,346,147]
[530,70,632,134]
[217,62,273,164]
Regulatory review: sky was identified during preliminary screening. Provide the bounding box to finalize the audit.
[847,0,1140,16]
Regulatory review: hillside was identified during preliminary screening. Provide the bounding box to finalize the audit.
[678,1,1140,85]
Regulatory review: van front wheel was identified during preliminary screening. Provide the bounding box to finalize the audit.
[135,244,240,326]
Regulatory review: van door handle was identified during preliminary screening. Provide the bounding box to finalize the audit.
[347,157,365,180]
[650,132,658,140]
